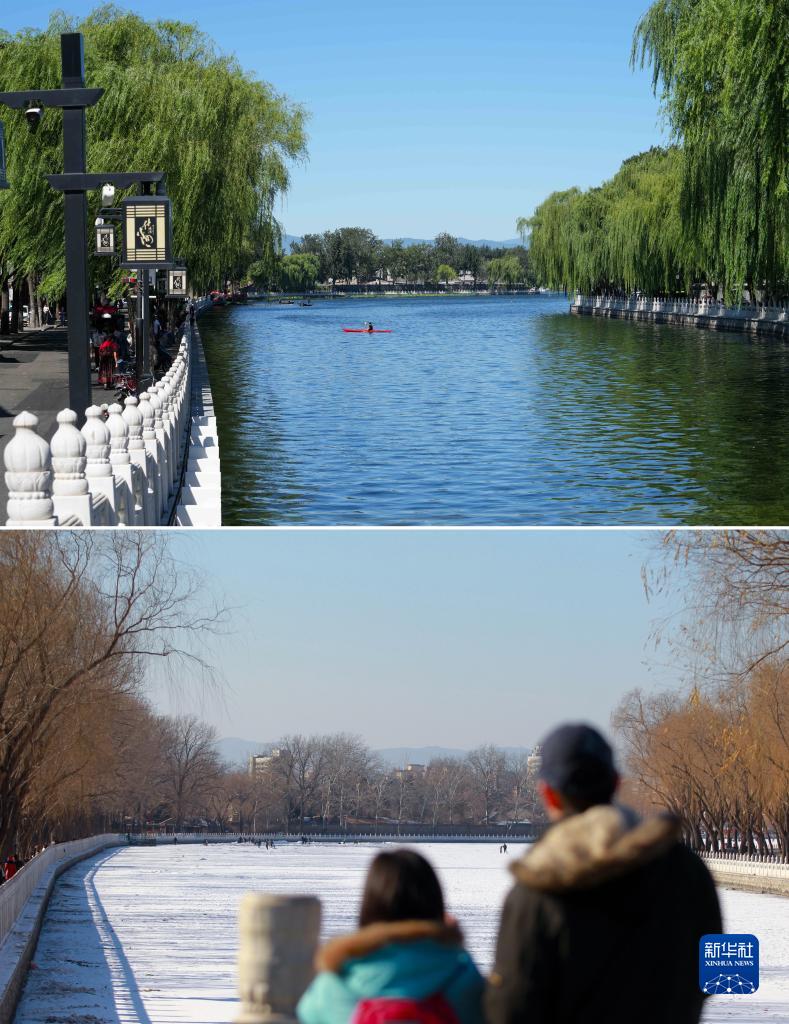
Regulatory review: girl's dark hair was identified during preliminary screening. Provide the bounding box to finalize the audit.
[359,850,445,927]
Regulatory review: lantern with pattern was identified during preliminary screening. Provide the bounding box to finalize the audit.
[95,222,115,254]
[120,195,173,267]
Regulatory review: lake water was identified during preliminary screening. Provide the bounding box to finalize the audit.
[200,295,789,525]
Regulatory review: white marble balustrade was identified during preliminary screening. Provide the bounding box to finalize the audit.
[574,294,789,322]
[4,335,192,527]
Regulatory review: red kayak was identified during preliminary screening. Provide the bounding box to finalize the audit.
[342,328,392,333]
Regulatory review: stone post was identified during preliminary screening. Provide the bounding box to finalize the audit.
[106,403,135,525]
[82,404,117,524]
[4,411,57,526]
[148,385,168,515]
[124,395,154,524]
[235,894,321,1024]
[51,409,92,526]
[138,390,161,520]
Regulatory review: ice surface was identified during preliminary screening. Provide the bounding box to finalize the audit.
[11,841,787,1023]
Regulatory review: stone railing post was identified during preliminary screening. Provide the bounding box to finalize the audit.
[51,409,92,527]
[148,386,168,516]
[235,894,321,1024]
[107,403,136,525]
[82,405,118,524]
[138,391,162,522]
[124,396,155,524]
[4,411,57,526]
[160,373,177,493]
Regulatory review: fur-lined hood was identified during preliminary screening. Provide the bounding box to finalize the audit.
[510,804,681,893]
[316,920,464,973]
[297,920,484,1024]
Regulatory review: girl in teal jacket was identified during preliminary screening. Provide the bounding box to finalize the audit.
[297,850,484,1024]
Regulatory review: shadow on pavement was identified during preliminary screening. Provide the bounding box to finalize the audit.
[14,847,154,1024]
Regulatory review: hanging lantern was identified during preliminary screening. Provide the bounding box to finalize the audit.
[95,222,116,255]
[167,267,187,297]
[0,122,8,190]
[120,195,173,267]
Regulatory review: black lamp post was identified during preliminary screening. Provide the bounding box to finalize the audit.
[0,32,170,422]
[0,34,103,417]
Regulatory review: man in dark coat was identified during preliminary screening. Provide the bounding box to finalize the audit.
[485,723,722,1024]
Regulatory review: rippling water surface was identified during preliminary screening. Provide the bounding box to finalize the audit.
[201,295,789,524]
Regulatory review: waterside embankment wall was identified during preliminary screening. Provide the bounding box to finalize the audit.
[572,294,789,340]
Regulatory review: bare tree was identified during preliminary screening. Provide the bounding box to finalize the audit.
[645,530,789,680]
[466,745,507,825]
[507,751,533,823]
[159,715,222,829]
[0,533,225,855]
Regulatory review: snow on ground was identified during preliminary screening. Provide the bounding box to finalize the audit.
[11,841,788,1024]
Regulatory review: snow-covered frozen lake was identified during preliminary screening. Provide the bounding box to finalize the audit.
[13,841,788,1023]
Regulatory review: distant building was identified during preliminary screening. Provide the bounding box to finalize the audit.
[527,745,542,777]
[394,762,427,780]
[249,748,283,775]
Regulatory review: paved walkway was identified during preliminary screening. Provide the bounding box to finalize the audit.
[0,329,114,517]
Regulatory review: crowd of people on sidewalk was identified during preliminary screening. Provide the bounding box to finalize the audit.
[89,300,191,391]
[297,723,722,1024]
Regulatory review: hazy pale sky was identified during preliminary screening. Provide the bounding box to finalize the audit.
[2,1,667,238]
[153,530,682,750]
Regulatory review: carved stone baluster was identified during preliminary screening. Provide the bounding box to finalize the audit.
[81,405,117,524]
[4,411,56,526]
[51,409,91,526]
[106,403,135,525]
[123,396,153,524]
[138,391,162,523]
[148,386,168,516]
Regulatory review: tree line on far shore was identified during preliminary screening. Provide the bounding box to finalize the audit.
[523,1,788,305]
[0,6,306,330]
[225,738,546,834]
[249,230,536,293]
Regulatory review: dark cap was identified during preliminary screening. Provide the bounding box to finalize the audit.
[538,723,618,802]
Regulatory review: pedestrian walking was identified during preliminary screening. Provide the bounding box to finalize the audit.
[485,723,721,1024]
[297,849,484,1024]
[3,854,18,881]
[97,333,118,389]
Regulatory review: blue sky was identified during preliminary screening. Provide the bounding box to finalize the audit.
[2,1,667,238]
[155,530,682,750]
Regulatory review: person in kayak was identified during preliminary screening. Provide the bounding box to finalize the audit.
[364,322,374,333]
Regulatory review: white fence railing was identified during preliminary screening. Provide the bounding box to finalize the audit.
[138,830,540,845]
[700,852,789,879]
[0,834,119,951]
[4,332,192,527]
[574,294,789,323]
[3,297,219,528]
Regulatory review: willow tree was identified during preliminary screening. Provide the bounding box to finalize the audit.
[0,6,307,302]
[523,148,692,295]
[633,0,789,302]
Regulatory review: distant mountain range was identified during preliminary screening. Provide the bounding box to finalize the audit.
[216,737,530,768]
[282,235,522,254]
